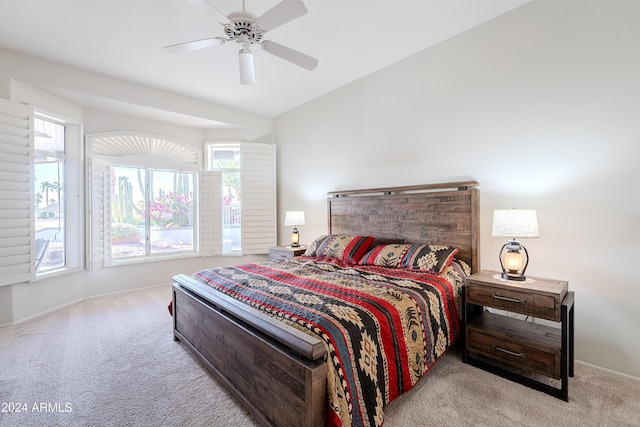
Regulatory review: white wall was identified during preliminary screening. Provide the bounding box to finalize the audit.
[274,0,640,378]
[0,48,272,326]
[0,49,272,141]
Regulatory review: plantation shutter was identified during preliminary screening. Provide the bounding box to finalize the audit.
[241,143,276,255]
[87,159,111,270]
[199,171,222,256]
[0,98,33,286]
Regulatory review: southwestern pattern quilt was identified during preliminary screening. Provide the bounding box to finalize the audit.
[192,257,467,427]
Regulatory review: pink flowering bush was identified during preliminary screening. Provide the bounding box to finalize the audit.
[149,191,193,228]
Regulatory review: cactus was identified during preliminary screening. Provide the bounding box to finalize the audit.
[173,172,190,198]
[113,175,136,224]
[148,172,193,228]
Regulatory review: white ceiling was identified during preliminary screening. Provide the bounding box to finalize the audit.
[0,0,531,119]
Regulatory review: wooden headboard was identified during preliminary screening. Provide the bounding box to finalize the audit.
[327,181,480,273]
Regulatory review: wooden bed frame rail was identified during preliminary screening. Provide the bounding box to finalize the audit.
[172,276,327,427]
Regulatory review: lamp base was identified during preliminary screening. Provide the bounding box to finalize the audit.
[501,272,526,281]
[290,227,300,248]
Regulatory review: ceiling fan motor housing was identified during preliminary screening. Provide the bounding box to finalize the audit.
[225,12,263,44]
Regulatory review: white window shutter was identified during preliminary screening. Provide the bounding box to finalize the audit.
[241,143,276,255]
[87,159,111,270]
[0,98,33,286]
[199,171,222,256]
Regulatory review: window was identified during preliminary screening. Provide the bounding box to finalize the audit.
[86,135,275,267]
[33,113,82,276]
[34,117,65,272]
[110,167,194,260]
[0,98,81,286]
[207,142,276,255]
[87,133,201,269]
[209,144,241,254]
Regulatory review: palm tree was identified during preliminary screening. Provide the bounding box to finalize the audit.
[40,181,54,209]
[34,193,42,216]
[49,182,62,218]
[50,182,61,203]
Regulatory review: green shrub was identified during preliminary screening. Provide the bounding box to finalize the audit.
[111,223,142,245]
[38,211,56,219]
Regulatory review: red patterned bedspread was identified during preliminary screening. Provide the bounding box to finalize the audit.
[192,257,467,427]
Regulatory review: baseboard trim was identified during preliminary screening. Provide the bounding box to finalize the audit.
[575,359,640,382]
[0,283,171,327]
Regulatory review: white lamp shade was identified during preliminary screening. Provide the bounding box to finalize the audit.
[284,211,305,226]
[491,209,539,238]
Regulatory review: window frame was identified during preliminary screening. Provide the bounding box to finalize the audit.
[32,112,84,280]
[208,143,242,255]
[108,165,196,263]
[86,132,202,269]
[206,142,276,256]
[33,110,83,279]
[0,99,83,287]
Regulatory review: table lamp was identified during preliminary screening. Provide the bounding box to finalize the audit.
[284,211,305,247]
[491,208,539,281]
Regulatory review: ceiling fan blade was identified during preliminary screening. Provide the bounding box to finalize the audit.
[255,0,307,32]
[164,37,226,54]
[184,0,228,23]
[261,40,318,70]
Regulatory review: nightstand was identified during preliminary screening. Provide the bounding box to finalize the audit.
[268,246,307,261]
[462,270,574,401]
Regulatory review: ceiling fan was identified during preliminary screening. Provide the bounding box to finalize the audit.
[165,0,318,85]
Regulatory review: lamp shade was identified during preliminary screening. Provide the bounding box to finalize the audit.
[284,211,305,226]
[491,209,539,238]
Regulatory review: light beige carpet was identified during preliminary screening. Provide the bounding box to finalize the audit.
[1,284,638,427]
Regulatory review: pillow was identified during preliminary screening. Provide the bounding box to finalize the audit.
[358,243,458,274]
[303,234,375,263]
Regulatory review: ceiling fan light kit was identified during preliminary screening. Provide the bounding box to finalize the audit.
[238,48,255,85]
[166,0,318,85]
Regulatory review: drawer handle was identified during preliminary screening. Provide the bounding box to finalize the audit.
[494,346,525,358]
[492,294,523,303]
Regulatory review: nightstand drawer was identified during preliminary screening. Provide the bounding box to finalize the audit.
[270,249,293,261]
[466,312,561,379]
[467,285,557,320]
[269,246,306,261]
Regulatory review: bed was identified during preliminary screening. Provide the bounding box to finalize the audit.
[172,181,479,427]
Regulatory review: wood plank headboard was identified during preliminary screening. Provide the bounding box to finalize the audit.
[327,181,480,273]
